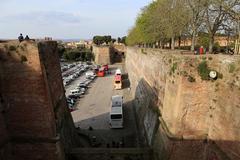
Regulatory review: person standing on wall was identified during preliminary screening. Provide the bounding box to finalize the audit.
[199,46,204,55]
[18,33,24,42]
[25,35,30,40]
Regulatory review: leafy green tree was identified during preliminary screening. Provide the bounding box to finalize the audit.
[85,52,94,61]
[104,35,112,44]
[57,43,66,58]
[117,37,121,43]
[93,36,104,45]
[112,38,116,43]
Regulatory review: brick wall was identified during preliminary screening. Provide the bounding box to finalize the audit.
[0,40,78,160]
[126,47,240,160]
[92,45,113,64]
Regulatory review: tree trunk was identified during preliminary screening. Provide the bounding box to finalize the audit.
[209,34,214,53]
[171,36,175,50]
[178,36,181,49]
[159,41,163,49]
[191,31,196,51]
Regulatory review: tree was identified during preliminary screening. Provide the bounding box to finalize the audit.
[126,0,189,49]
[126,0,238,52]
[121,36,126,44]
[112,38,116,43]
[57,43,66,58]
[93,36,104,45]
[104,35,112,44]
[117,37,121,43]
[203,0,230,53]
[186,0,207,51]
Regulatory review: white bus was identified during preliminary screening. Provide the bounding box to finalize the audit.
[109,95,123,128]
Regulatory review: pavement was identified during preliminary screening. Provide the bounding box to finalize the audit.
[65,64,139,147]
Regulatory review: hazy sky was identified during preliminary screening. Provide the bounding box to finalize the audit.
[0,0,151,39]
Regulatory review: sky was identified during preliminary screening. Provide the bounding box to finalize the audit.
[0,0,152,40]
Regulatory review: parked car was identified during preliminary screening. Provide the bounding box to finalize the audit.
[68,94,80,99]
[70,89,81,96]
[75,87,85,95]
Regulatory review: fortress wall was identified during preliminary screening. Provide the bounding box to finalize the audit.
[126,47,240,160]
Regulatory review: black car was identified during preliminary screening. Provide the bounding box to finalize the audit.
[67,98,76,104]
[68,94,80,99]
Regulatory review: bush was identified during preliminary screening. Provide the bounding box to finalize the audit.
[21,55,27,63]
[9,45,16,51]
[218,72,223,79]
[188,75,196,82]
[171,62,178,74]
[229,63,235,73]
[198,61,210,80]
[208,57,213,61]
[141,48,147,54]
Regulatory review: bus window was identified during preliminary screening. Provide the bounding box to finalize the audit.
[111,114,122,119]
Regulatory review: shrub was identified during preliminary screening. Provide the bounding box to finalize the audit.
[229,63,235,73]
[188,75,196,82]
[141,48,147,54]
[20,55,27,63]
[9,45,16,51]
[198,61,210,80]
[170,62,178,74]
[218,72,223,79]
[20,46,25,51]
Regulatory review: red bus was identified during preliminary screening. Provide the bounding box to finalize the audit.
[103,64,109,71]
[97,67,105,77]
[114,75,122,89]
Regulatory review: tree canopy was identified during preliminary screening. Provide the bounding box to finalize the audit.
[127,0,240,52]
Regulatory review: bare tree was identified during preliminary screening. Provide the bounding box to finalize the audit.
[220,0,240,54]
[186,0,207,51]
[203,0,230,53]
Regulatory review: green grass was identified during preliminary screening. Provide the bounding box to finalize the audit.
[197,61,210,80]
[170,62,178,74]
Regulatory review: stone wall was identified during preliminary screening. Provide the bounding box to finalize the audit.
[0,100,12,160]
[0,41,78,160]
[92,45,113,65]
[126,47,240,160]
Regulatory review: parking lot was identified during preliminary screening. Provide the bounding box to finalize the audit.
[62,63,139,147]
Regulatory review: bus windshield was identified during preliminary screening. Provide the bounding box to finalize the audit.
[111,114,122,119]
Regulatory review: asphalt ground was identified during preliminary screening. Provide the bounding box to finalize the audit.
[66,64,139,147]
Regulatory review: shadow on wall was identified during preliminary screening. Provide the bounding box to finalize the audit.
[122,73,130,89]
[133,78,240,160]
